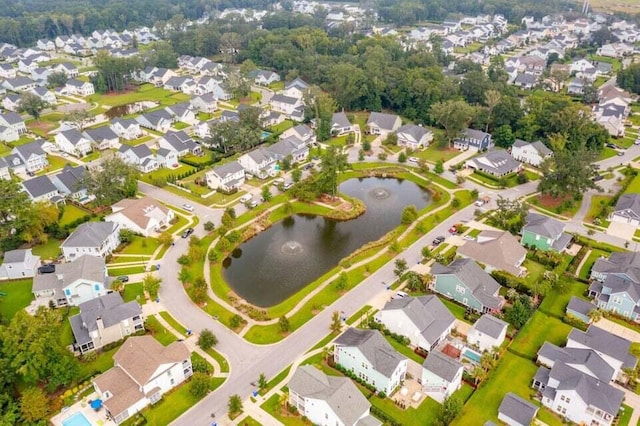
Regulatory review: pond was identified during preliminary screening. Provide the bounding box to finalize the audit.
[222,177,432,307]
[104,101,158,119]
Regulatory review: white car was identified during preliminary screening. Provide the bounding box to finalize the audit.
[408,157,419,163]
[182,204,194,212]
[239,194,252,203]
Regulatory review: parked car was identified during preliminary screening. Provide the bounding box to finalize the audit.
[249,200,259,208]
[38,264,55,274]
[448,225,458,235]
[239,194,252,203]
[474,200,485,207]
[182,203,194,212]
[303,163,313,170]
[606,143,618,149]
[181,228,194,238]
[284,182,294,190]
[392,291,409,299]
[408,156,419,163]
[116,275,129,283]
[432,236,445,246]
[618,151,625,156]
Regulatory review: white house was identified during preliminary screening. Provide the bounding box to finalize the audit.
[65,79,95,96]
[157,130,201,157]
[61,222,121,262]
[190,93,218,113]
[156,148,179,169]
[421,351,464,403]
[281,124,317,146]
[334,328,408,396]
[0,111,27,135]
[288,366,381,426]
[10,140,48,172]
[31,255,110,307]
[366,112,402,135]
[117,145,158,173]
[282,78,309,99]
[55,129,93,157]
[395,124,433,149]
[467,314,508,352]
[374,295,455,352]
[205,162,245,192]
[0,249,40,280]
[83,126,120,150]
[93,336,192,424]
[251,69,280,86]
[105,196,175,237]
[498,393,539,426]
[269,94,303,116]
[110,118,143,141]
[50,164,91,202]
[510,139,553,167]
[237,148,277,179]
[610,194,640,227]
[21,175,60,203]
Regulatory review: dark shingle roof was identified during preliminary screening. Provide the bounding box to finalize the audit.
[379,295,455,344]
[523,212,564,239]
[568,326,637,369]
[22,175,57,198]
[70,292,141,345]
[498,393,538,426]
[422,351,463,382]
[431,258,502,309]
[472,314,508,339]
[334,328,406,376]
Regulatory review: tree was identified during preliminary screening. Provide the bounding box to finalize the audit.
[261,185,272,202]
[429,100,476,148]
[483,89,502,133]
[220,32,243,63]
[19,387,49,423]
[143,274,162,299]
[538,141,598,199]
[197,329,218,350]
[335,272,348,291]
[434,160,444,174]
[398,152,407,163]
[581,83,599,104]
[227,71,251,99]
[291,168,302,183]
[18,93,48,121]
[492,124,515,148]
[189,372,211,398]
[406,271,423,292]
[258,373,267,391]
[158,231,173,247]
[47,71,68,88]
[504,295,534,329]
[81,156,138,206]
[228,394,243,417]
[401,205,418,224]
[111,279,124,295]
[471,364,487,385]
[93,50,142,92]
[279,316,291,333]
[394,258,408,280]
[588,308,603,323]
[305,88,336,142]
[437,395,462,425]
[492,196,528,234]
[330,310,342,334]
[317,146,348,198]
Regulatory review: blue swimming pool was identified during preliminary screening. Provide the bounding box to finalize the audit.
[462,348,482,363]
[62,412,92,426]
[261,131,272,140]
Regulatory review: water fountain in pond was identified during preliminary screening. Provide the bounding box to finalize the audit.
[281,240,304,256]
[369,187,391,200]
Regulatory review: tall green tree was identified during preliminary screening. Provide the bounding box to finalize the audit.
[429,100,476,148]
[317,146,348,197]
[18,93,48,120]
[305,88,336,142]
[538,139,598,199]
[81,155,138,206]
[19,387,49,423]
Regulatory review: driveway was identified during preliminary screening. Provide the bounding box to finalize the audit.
[607,220,636,240]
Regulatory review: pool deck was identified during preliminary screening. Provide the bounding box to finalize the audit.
[51,392,115,426]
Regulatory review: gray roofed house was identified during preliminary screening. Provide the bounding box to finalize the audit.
[366,112,402,135]
[510,139,553,167]
[395,124,433,149]
[83,126,119,150]
[288,365,380,426]
[567,325,637,376]
[0,248,40,279]
[566,296,595,324]
[266,135,309,163]
[421,351,464,402]
[513,72,538,89]
[498,393,539,426]
[454,128,493,152]
[334,328,408,395]
[422,351,463,383]
[588,274,640,321]
[521,212,571,252]
[431,258,503,313]
[458,230,527,277]
[158,130,201,157]
[590,251,640,284]
[464,150,522,177]
[55,128,92,157]
[50,164,89,200]
[374,295,455,352]
[205,161,245,192]
[61,221,121,262]
[32,255,110,307]
[0,157,8,180]
[21,175,59,202]
[468,314,509,352]
[611,193,640,227]
[11,139,48,172]
[70,292,143,354]
[331,112,353,135]
[537,341,615,382]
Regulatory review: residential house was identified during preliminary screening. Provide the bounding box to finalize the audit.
[0,111,27,135]
[498,393,539,426]
[597,42,633,58]
[238,148,277,179]
[566,296,595,324]
[421,351,464,403]
[454,128,493,152]
[521,212,572,252]
[330,112,353,136]
[431,258,503,313]
[117,145,158,173]
[10,140,48,172]
[513,73,538,90]
[21,175,60,202]
[2,94,20,112]
[288,366,381,426]
[70,292,143,354]
[464,150,522,177]
[205,162,246,192]
[53,62,79,77]
[518,55,546,75]
[65,79,95,96]
[211,83,232,101]
[50,164,91,201]
[93,336,192,424]
[61,222,120,262]
[591,251,640,284]
[610,193,640,228]
[135,110,173,133]
[158,130,201,157]
[467,314,509,352]
[588,274,640,322]
[395,124,433,150]
[334,328,408,396]
[0,249,40,280]
[458,230,526,277]
[17,58,38,74]
[251,70,280,85]
[30,86,57,104]
[156,148,178,169]
[105,196,174,237]
[190,93,218,113]
[2,76,36,92]
[110,118,143,141]
[510,140,552,167]
[163,76,196,94]
[282,78,309,99]
[281,124,316,146]
[0,63,16,79]
[83,126,120,150]
[270,94,303,117]
[266,135,309,163]
[0,157,10,180]
[32,255,110,307]
[570,58,594,74]
[374,295,455,352]
[55,129,93,157]
[366,112,402,135]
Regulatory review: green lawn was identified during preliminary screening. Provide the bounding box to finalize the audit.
[32,238,63,260]
[619,404,633,426]
[145,315,178,346]
[585,195,613,223]
[509,311,571,358]
[262,394,309,426]
[122,135,154,146]
[123,282,146,304]
[383,334,425,364]
[119,236,161,256]
[624,173,640,194]
[128,381,208,426]
[59,204,91,227]
[141,164,197,185]
[88,83,190,107]
[107,265,147,276]
[579,249,608,281]
[346,305,372,325]
[238,416,262,426]
[166,213,189,234]
[159,311,188,336]
[173,121,189,130]
[204,347,230,373]
[270,120,295,134]
[523,259,546,289]
[0,279,33,320]
[414,143,461,164]
[439,296,469,323]
[38,155,73,174]
[59,306,80,347]
[539,279,589,317]
[599,146,618,161]
[77,346,119,381]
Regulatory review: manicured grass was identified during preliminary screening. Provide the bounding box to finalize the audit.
[77,346,119,380]
[180,152,212,165]
[599,146,618,161]
[539,279,588,318]
[270,119,294,134]
[0,279,33,320]
[383,334,425,364]
[439,296,469,323]
[203,347,230,373]
[119,236,161,256]
[145,315,178,346]
[166,213,189,234]
[624,173,640,195]
[238,416,262,426]
[413,143,460,164]
[509,311,571,359]
[585,195,613,222]
[88,83,190,107]
[59,306,80,347]
[523,259,546,289]
[123,282,146,304]
[140,164,197,185]
[173,121,189,130]
[346,305,372,325]
[579,249,608,281]
[32,238,63,260]
[59,204,91,227]
[262,394,308,426]
[159,311,188,336]
[38,155,73,174]
[131,381,206,426]
[107,265,146,276]
[122,135,154,146]
[261,365,292,396]
[619,403,633,426]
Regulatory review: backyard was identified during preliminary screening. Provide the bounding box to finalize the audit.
[123,283,146,304]
[87,83,190,107]
[0,279,33,319]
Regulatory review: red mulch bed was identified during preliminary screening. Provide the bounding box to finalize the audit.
[535,194,572,209]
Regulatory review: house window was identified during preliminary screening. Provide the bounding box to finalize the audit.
[612,296,622,305]
[455,285,466,294]
[560,395,565,401]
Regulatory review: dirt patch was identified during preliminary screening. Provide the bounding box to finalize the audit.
[535,194,572,210]
[27,120,55,136]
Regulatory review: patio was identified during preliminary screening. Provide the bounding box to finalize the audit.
[51,392,115,426]
[392,375,425,409]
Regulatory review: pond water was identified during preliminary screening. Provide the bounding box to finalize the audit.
[104,101,158,119]
[222,177,432,307]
